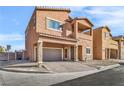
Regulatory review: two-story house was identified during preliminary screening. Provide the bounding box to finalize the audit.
[113,35,124,59]
[25,7,94,64]
[93,26,119,60]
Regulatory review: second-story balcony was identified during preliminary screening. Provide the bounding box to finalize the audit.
[78,32,92,41]
[109,39,118,49]
[76,20,93,41]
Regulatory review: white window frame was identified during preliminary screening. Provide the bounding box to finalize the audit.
[46,17,62,32]
[86,47,91,55]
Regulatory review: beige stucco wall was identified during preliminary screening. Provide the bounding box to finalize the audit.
[36,10,69,35]
[78,36,93,60]
[93,27,119,60]
[26,8,93,61]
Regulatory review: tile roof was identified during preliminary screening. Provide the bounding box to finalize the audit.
[36,6,71,13]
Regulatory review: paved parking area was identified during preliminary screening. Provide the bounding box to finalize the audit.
[0,60,121,86]
[44,62,96,73]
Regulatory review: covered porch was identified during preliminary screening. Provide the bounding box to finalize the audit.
[105,48,119,59]
[33,36,84,63]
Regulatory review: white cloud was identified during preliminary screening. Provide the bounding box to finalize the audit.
[0,34,24,41]
[83,7,124,27]
[68,6,124,36]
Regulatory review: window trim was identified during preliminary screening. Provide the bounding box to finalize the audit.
[86,47,91,55]
[46,17,62,32]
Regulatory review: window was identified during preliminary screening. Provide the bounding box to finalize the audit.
[86,48,91,54]
[123,41,124,45]
[47,17,61,31]
[104,32,109,38]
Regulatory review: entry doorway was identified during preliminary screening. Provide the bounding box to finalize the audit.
[78,46,83,61]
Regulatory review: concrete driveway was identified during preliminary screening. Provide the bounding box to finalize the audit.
[0,64,119,86]
[0,60,121,86]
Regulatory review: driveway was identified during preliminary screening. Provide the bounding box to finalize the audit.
[0,60,121,86]
[0,64,120,86]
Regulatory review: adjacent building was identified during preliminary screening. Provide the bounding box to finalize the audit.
[25,7,124,63]
[93,26,119,60]
[113,35,124,59]
[25,7,94,63]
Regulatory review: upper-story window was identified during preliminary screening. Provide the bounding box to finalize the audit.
[46,17,61,31]
[104,32,110,38]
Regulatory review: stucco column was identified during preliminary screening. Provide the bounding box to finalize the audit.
[37,40,43,67]
[117,50,119,59]
[74,44,78,62]
[105,48,107,59]
[68,46,71,60]
[74,20,78,39]
[108,49,111,59]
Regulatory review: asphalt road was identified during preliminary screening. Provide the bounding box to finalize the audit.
[53,65,124,86]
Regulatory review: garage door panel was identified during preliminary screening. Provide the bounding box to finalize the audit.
[43,48,62,61]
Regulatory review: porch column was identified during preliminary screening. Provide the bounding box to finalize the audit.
[108,49,111,59]
[117,50,119,59]
[68,46,71,60]
[74,44,78,61]
[37,40,43,67]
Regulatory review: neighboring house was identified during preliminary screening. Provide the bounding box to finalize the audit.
[93,26,119,60]
[25,7,94,63]
[113,35,124,60]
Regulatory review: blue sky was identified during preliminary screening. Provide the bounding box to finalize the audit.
[0,6,124,51]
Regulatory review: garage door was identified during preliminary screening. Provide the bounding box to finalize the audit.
[43,48,62,61]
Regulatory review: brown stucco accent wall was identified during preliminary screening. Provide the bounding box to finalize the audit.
[25,11,39,61]
[93,28,102,59]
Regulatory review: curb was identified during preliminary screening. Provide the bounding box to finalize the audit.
[0,67,53,74]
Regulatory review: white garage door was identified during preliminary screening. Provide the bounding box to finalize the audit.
[43,48,62,61]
